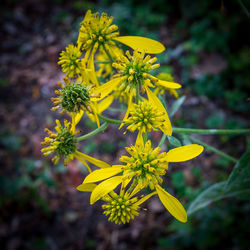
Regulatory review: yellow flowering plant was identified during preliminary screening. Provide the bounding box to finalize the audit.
[41,9,250,225]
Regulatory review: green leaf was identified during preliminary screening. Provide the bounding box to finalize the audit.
[167,135,182,147]
[187,148,250,215]
[170,96,186,117]
[187,181,227,215]
[226,146,250,191]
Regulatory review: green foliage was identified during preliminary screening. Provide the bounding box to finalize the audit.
[0,128,22,151]
[188,146,250,215]
[170,96,186,117]
[167,135,182,147]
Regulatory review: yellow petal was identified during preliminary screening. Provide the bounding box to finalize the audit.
[87,51,99,86]
[166,144,204,162]
[135,191,157,206]
[74,110,84,126]
[93,76,125,100]
[97,95,114,113]
[156,185,187,223]
[135,130,144,147]
[129,183,144,198]
[89,103,100,127]
[75,151,111,168]
[114,36,165,54]
[74,153,92,173]
[119,89,133,129]
[157,79,182,89]
[77,183,97,192]
[83,165,123,183]
[121,177,132,189]
[145,86,172,136]
[90,176,123,204]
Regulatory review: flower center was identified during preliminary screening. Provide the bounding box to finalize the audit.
[102,193,139,224]
[112,51,160,93]
[120,141,168,189]
[78,11,119,51]
[124,101,165,133]
[55,130,77,157]
[61,83,90,113]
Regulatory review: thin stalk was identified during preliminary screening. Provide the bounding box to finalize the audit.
[102,45,114,63]
[108,107,126,113]
[158,134,167,147]
[98,114,122,124]
[186,135,238,163]
[135,83,140,104]
[173,127,250,135]
[143,132,147,143]
[77,122,108,141]
[94,60,112,64]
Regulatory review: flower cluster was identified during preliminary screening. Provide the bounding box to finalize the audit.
[42,10,204,225]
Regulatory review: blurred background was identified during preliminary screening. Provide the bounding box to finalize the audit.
[0,0,250,249]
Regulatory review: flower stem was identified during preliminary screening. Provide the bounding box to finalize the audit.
[158,134,167,147]
[94,60,112,64]
[185,135,238,163]
[76,122,109,141]
[98,114,122,124]
[135,83,140,104]
[102,45,114,63]
[173,127,250,135]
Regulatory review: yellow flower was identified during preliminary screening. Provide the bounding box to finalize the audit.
[51,76,101,127]
[41,119,110,170]
[58,44,82,78]
[82,137,204,222]
[77,181,156,224]
[77,10,165,59]
[123,100,170,134]
[155,73,179,98]
[93,50,181,135]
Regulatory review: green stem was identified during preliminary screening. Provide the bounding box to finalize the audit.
[94,60,112,64]
[102,45,114,63]
[76,122,108,141]
[158,134,167,147]
[173,127,250,135]
[143,132,147,143]
[135,83,140,104]
[108,107,126,113]
[98,114,122,124]
[186,135,238,163]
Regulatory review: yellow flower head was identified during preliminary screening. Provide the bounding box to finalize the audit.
[77,10,119,53]
[82,138,204,223]
[123,100,166,133]
[120,140,168,189]
[51,77,101,115]
[41,119,78,165]
[77,10,165,60]
[102,190,140,224]
[77,180,156,224]
[58,44,82,78]
[112,50,160,96]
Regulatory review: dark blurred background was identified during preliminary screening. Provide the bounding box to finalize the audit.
[0,0,250,249]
